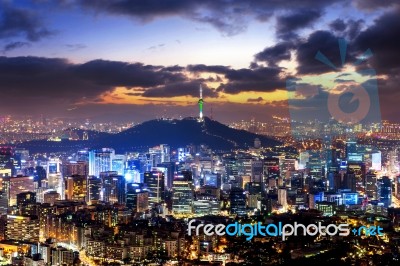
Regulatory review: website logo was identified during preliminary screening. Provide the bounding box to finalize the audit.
[287,38,381,141]
[188,220,384,241]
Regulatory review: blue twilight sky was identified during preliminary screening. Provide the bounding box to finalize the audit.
[0,0,399,123]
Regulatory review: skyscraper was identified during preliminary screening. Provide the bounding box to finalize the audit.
[126,183,149,212]
[172,172,193,215]
[144,171,165,207]
[6,215,39,242]
[62,161,88,177]
[229,187,246,217]
[377,176,392,207]
[365,172,377,199]
[9,176,35,206]
[66,175,87,201]
[89,148,115,178]
[278,188,288,208]
[87,176,102,204]
[112,154,126,175]
[47,158,64,200]
[101,172,125,204]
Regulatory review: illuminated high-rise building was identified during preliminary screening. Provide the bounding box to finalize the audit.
[395,175,400,199]
[16,191,36,205]
[144,171,165,207]
[88,148,115,178]
[156,162,175,189]
[9,176,35,206]
[43,191,60,206]
[160,144,170,163]
[101,172,125,204]
[278,188,288,208]
[112,154,126,175]
[87,176,102,204]
[0,191,7,215]
[126,183,149,212]
[347,162,366,193]
[66,175,87,201]
[17,192,37,216]
[229,187,246,216]
[62,161,88,176]
[365,172,377,199]
[0,147,15,176]
[224,157,238,181]
[204,172,220,188]
[172,172,193,215]
[47,158,64,200]
[51,247,74,265]
[6,215,39,242]
[377,176,392,207]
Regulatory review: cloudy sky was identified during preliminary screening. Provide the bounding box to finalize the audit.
[0,0,399,123]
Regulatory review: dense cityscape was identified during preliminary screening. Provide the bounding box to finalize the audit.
[0,97,398,265]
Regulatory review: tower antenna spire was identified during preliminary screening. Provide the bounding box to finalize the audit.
[198,84,204,121]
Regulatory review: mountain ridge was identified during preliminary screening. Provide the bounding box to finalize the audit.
[16,117,280,153]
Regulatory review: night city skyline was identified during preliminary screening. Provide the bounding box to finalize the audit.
[0,0,399,123]
[1,1,400,266]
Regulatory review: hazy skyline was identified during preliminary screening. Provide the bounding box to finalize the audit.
[0,0,399,123]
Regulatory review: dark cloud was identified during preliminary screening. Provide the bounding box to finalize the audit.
[187,64,230,74]
[0,56,287,116]
[0,3,53,41]
[163,65,185,72]
[2,41,30,53]
[74,60,187,88]
[75,0,344,35]
[353,0,399,10]
[142,81,218,98]
[353,9,400,74]
[247,97,263,103]
[254,41,294,66]
[0,57,188,114]
[0,57,106,100]
[296,31,343,74]
[217,67,284,94]
[276,9,322,40]
[330,19,347,32]
[330,19,364,40]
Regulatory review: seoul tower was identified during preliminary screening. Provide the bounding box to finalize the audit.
[198,84,204,121]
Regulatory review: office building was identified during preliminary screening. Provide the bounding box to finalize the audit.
[47,158,64,200]
[66,175,87,201]
[43,191,60,206]
[126,183,149,212]
[112,154,126,175]
[278,188,288,208]
[377,176,392,207]
[144,171,165,207]
[87,176,102,204]
[62,161,88,176]
[9,176,35,206]
[102,173,125,204]
[229,187,246,216]
[6,215,39,242]
[365,172,377,199]
[89,148,115,178]
[172,173,193,215]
